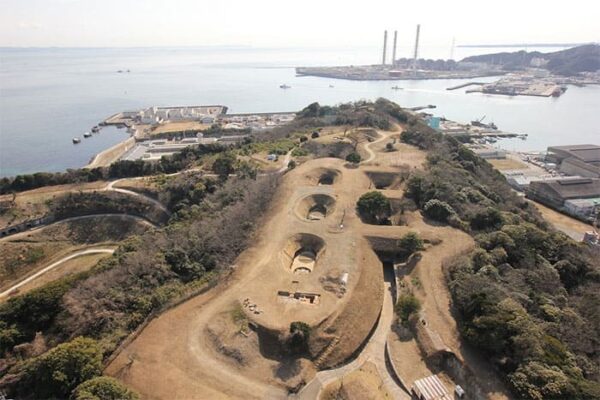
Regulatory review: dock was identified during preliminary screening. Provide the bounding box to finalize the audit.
[446,82,485,90]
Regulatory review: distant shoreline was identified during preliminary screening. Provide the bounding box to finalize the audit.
[457,43,592,48]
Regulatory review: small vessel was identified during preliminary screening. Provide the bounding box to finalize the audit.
[83,132,92,138]
[391,85,403,90]
[329,84,334,88]
[91,126,100,133]
[72,137,81,144]
[280,84,291,89]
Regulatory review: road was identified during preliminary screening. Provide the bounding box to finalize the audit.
[295,280,410,399]
[0,247,115,298]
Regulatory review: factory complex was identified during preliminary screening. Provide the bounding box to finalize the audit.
[97,105,296,163]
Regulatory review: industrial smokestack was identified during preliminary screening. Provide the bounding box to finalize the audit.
[382,30,388,65]
[392,31,398,66]
[412,24,421,74]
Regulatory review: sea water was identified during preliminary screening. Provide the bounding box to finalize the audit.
[1,45,598,177]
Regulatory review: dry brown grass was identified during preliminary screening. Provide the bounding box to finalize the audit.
[150,121,210,135]
[320,361,391,400]
[488,158,529,171]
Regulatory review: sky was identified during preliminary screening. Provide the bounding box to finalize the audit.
[1,0,598,48]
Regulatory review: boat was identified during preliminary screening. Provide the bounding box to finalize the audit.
[391,85,403,90]
[280,84,291,89]
[72,137,81,144]
[83,132,92,138]
[91,126,100,133]
[329,84,334,88]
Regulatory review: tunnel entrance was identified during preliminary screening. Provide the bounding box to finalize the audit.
[291,249,316,274]
[296,194,336,221]
[282,233,325,274]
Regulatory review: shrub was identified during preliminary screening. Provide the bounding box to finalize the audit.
[287,160,297,170]
[291,148,308,157]
[385,142,394,151]
[17,337,102,399]
[345,152,361,164]
[357,191,390,223]
[396,294,421,323]
[72,376,139,400]
[288,321,311,353]
[311,131,320,139]
[470,207,504,231]
[423,199,456,222]
[398,232,424,255]
[212,154,235,179]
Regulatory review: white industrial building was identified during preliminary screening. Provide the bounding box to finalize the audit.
[139,105,226,124]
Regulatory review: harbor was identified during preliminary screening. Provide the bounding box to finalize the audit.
[85,106,298,166]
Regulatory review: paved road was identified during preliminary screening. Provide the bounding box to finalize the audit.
[0,247,115,298]
[295,280,410,400]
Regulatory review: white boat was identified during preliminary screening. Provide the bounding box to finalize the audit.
[391,85,403,90]
[280,84,291,89]
[83,132,92,138]
[72,137,81,144]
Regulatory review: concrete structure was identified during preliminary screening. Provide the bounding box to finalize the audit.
[546,144,600,164]
[527,177,600,210]
[472,148,506,159]
[412,24,421,74]
[392,30,398,66]
[505,173,566,192]
[583,230,599,245]
[561,157,600,178]
[564,198,600,220]
[139,105,226,124]
[546,144,600,178]
[382,30,388,65]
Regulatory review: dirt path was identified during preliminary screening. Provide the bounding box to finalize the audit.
[0,247,115,299]
[0,214,156,243]
[105,179,170,215]
[362,131,393,164]
[296,280,409,400]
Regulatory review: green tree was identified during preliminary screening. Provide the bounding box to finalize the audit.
[287,160,297,170]
[385,142,394,152]
[396,294,421,323]
[212,154,235,180]
[73,376,140,400]
[398,232,424,255]
[357,191,390,223]
[470,207,504,230]
[345,152,361,164]
[423,199,456,222]
[288,321,311,353]
[18,337,103,399]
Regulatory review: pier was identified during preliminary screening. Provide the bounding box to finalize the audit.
[446,82,486,90]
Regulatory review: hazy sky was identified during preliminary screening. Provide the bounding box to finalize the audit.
[1,0,598,48]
